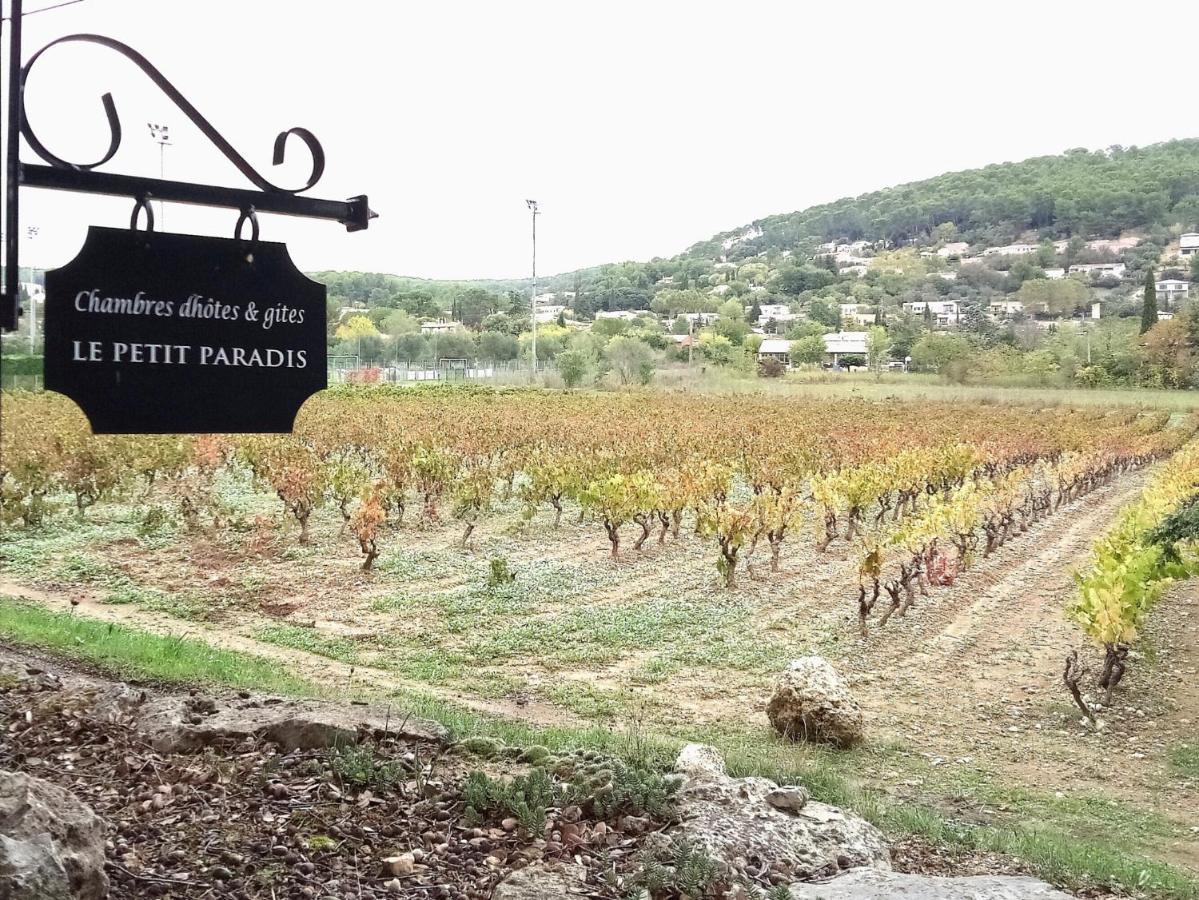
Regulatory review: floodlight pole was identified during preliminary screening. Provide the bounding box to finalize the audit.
[526,199,539,380]
[148,122,171,228]
[25,224,37,352]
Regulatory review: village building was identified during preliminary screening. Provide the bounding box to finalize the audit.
[1155,278,1190,304]
[901,300,960,327]
[1068,262,1126,279]
[823,331,868,365]
[757,338,793,365]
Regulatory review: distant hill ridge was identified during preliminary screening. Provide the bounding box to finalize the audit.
[683,140,1199,263]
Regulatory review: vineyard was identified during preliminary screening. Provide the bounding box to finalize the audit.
[3,384,1196,683]
[3,385,1193,609]
[5,384,1199,879]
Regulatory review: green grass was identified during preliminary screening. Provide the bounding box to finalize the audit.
[255,623,361,665]
[0,598,314,694]
[0,601,1195,900]
[1169,742,1199,779]
[657,367,1199,412]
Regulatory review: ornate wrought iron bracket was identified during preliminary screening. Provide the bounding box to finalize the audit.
[1,0,377,331]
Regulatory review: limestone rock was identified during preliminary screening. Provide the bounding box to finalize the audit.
[788,867,1077,899]
[492,862,589,899]
[765,785,811,812]
[675,742,726,779]
[670,747,888,881]
[0,771,109,900]
[767,657,864,748]
[139,695,446,753]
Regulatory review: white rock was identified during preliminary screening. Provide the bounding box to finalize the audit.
[766,657,865,748]
[674,743,726,779]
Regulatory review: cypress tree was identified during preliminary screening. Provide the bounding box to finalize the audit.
[1140,270,1158,334]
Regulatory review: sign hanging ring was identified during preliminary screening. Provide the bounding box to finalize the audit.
[235,206,259,242]
[130,196,155,232]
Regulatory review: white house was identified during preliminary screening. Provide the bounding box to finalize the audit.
[534,305,567,323]
[757,338,792,365]
[753,303,792,320]
[823,331,868,364]
[982,243,1039,256]
[1155,279,1190,304]
[420,319,461,334]
[677,312,720,326]
[1181,233,1199,257]
[839,303,876,326]
[902,300,960,327]
[988,300,1024,319]
[936,241,970,258]
[595,310,651,322]
[1068,262,1126,279]
[1044,268,1066,279]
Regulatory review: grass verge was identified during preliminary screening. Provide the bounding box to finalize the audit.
[0,599,314,695]
[0,601,1195,900]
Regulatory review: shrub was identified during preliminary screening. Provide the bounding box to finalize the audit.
[487,556,515,589]
[758,357,786,378]
[463,768,555,833]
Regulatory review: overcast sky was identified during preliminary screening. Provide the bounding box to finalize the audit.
[6,0,1197,280]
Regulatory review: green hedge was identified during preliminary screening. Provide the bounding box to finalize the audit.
[0,355,43,376]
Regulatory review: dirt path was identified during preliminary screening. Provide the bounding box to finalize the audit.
[866,469,1150,713]
[0,579,584,730]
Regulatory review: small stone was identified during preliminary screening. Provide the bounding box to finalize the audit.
[765,785,810,812]
[385,878,403,894]
[382,853,415,877]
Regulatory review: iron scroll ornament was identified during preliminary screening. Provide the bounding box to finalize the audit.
[19,33,325,193]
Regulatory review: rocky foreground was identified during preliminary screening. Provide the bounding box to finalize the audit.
[0,645,1082,899]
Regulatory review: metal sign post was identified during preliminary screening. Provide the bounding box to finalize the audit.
[0,3,377,333]
[0,1,379,434]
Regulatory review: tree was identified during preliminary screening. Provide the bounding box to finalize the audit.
[697,332,741,367]
[604,336,655,385]
[478,331,518,361]
[1141,270,1158,334]
[789,334,826,367]
[1015,278,1088,317]
[748,300,762,323]
[808,297,841,328]
[910,332,974,374]
[771,265,836,295]
[556,349,590,389]
[456,288,501,328]
[335,315,381,341]
[592,317,628,337]
[1140,319,1194,387]
[379,309,419,338]
[430,332,476,361]
[865,326,891,376]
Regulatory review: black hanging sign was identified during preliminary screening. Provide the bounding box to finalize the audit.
[43,226,327,434]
